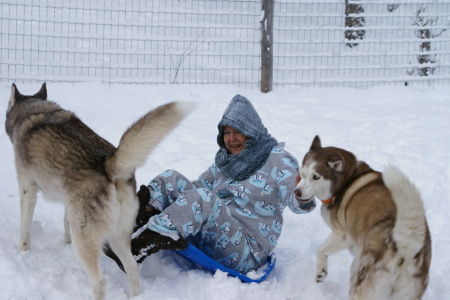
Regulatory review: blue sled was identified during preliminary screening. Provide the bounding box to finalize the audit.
[175,243,276,283]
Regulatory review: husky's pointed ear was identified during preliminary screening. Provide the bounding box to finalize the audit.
[310,135,322,151]
[8,84,20,113]
[328,159,343,172]
[34,83,47,100]
[11,83,20,98]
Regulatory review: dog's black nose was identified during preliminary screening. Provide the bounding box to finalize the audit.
[294,189,302,199]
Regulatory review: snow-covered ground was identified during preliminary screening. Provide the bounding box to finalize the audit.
[0,82,448,300]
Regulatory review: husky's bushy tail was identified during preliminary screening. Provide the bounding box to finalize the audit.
[383,164,428,256]
[106,102,195,180]
[382,164,431,299]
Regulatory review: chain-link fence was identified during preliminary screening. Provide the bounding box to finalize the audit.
[1,0,449,88]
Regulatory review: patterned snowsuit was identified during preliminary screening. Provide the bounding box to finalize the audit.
[147,144,316,274]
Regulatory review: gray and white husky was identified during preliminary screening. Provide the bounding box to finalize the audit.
[5,83,193,300]
[294,135,431,300]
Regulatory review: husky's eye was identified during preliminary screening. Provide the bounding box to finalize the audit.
[313,175,320,180]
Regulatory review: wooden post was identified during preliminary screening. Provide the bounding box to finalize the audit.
[260,0,273,93]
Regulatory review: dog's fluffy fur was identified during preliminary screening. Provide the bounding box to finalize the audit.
[294,136,431,300]
[5,83,194,300]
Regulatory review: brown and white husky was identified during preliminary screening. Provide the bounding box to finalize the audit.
[294,135,431,300]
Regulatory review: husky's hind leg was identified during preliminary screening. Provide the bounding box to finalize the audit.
[17,174,38,251]
[108,234,140,297]
[106,180,140,297]
[70,222,106,300]
[63,206,72,244]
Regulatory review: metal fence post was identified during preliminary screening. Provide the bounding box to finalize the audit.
[261,0,274,93]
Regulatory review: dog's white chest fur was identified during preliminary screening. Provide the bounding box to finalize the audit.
[320,204,333,229]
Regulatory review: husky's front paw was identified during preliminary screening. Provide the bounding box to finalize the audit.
[316,268,328,283]
[64,233,72,244]
[18,237,31,251]
[18,242,30,251]
[316,255,328,283]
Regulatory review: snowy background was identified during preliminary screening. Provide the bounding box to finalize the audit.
[2,0,449,87]
[0,82,449,299]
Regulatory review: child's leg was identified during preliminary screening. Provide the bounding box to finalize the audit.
[146,170,196,211]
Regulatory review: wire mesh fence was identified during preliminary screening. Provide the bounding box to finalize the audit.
[1,0,449,88]
[274,1,450,88]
